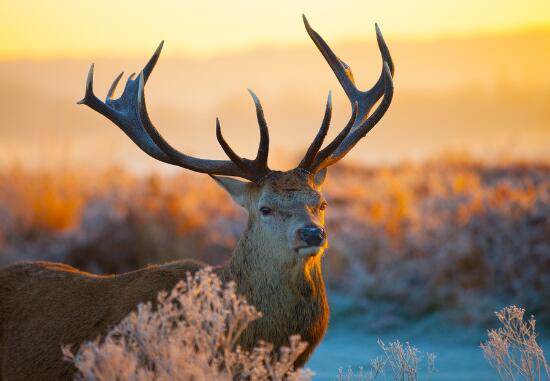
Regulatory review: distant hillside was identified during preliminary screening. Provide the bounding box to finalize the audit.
[0,30,548,170]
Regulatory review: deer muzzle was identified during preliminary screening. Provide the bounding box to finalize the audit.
[295,226,327,257]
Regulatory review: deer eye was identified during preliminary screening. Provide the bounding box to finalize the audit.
[319,202,328,211]
[259,206,273,216]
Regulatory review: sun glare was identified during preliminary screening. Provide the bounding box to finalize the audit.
[0,0,549,59]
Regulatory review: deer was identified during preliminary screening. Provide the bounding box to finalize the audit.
[0,15,394,381]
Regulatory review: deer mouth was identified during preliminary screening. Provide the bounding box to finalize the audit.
[296,246,324,257]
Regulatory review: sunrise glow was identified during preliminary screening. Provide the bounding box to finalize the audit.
[1,0,549,59]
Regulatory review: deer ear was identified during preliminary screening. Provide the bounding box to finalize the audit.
[210,175,252,207]
[313,168,328,187]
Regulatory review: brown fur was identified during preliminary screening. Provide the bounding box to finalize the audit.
[0,169,329,380]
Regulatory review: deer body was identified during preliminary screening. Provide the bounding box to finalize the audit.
[0,262,326,379]
[1,171,329,380]
[0,261,205,380]
[0,15,393,380]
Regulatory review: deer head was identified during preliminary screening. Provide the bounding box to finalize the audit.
[77,15,394,271]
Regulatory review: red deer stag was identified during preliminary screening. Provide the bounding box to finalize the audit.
[0,15,394,380]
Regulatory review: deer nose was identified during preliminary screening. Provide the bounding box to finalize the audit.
[298,226,326,247]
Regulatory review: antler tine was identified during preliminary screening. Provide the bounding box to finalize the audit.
[298,91,332,169]
[247,89,270,169]
[106,72,124,101]
[311,102,358,171]
[374,23,395,82]
[76,63,95,106]
[301,15,395,171]
[142,40,164,83]
[215,117,247,169]
[77,64,112,112]
[303,15,359,101]
[215,96,272,179]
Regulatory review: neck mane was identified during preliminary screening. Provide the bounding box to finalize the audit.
[222,224,329,366]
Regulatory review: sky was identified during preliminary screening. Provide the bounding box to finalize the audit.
[0,0,549,169]
[1,0,549,59]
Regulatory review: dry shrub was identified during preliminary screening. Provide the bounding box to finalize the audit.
[0,168,243,270]
[481,306,550,381]
[63,268,312,381]
[336,340,435,381]
[324,160,550,324]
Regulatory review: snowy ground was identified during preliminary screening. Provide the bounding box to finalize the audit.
[306,295,550,380]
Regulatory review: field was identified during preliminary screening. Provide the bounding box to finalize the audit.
[1,158,548,328]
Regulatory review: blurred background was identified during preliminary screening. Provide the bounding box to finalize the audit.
[1,1,549,379]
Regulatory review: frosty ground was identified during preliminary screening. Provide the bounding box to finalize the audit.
[308,293,550,380]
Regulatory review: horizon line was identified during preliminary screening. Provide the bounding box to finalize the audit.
[1,24,549,62]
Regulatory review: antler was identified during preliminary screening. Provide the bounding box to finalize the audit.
[79,17,393,183]
[78,42,271,182]
[298,15,394,172]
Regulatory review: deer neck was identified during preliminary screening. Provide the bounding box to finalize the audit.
[223,223,329,362]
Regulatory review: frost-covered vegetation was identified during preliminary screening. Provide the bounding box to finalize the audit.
[481,306,550,381]
[64,267,438,381]
[63,268,312,381]
[62,269,548,381]
[336,340,436,381]
[1,158,549,328]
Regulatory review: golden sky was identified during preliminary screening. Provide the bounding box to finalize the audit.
[1,0,549,59]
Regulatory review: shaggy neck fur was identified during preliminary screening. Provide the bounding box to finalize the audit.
[223,218,329,366]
